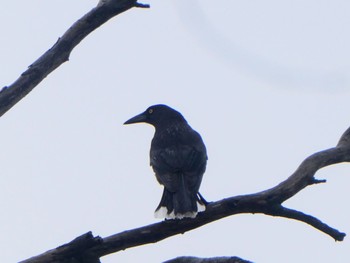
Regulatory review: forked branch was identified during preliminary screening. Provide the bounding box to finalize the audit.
[22,129,350,262]
[3,1,349,262]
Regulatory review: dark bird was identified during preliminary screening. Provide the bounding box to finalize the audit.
[124,104,208,219]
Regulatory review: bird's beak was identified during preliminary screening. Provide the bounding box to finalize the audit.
[124,112,147,125]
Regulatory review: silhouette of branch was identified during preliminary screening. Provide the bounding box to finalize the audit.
[164,256,253,263]
[263,205,345,240]
[0,0,149,118]
[5,1,350,262]
[21,128,350,262]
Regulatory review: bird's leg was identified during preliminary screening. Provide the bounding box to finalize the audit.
[197,192,210,206]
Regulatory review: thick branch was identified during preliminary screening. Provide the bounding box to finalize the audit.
[242,146,350,204]
[22,133,350,262]
[21,232,102,263]
[0,0,149,118]
[5,1,349,262]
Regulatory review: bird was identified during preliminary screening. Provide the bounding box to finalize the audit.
[124,104,208,219]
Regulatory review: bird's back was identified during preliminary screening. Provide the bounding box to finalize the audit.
[150,123,207,177]
[150,122,207,218]
[124,104,208,219]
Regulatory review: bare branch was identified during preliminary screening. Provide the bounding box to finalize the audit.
[20,232,102,263]
[21,131,350,262]
[164,256,253,263]
[337,126,350,147]
[250,146,350,204]
[5,2,349,262]
[0,0,149,118]
[134,2,151,8]
[263,205,346,241]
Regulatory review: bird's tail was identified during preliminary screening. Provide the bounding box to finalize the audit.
[154,174,206,219]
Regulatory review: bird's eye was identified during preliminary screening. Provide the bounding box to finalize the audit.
[148,108,154,114]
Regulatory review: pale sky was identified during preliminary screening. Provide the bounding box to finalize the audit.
[1,1,350,262]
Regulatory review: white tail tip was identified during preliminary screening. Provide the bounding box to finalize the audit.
[154,202,206,220]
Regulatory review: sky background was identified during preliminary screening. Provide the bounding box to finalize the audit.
[1,0,350,262]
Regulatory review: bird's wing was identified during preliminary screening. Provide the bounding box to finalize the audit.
[150,145,206,191]
[151,145,204,172]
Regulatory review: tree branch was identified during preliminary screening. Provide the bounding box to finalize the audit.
[6,1,350,262]
[164,256,253,263]
[21,129,350,262]
[0,0,149,118]
[21,232,102,263]
[263,205,346,241]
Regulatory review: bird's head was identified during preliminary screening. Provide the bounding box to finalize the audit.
[124,104,186,128]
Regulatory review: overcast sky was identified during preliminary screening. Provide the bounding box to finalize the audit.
[1,1,350,262]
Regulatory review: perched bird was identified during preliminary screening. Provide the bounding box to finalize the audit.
[124,104,208,219]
